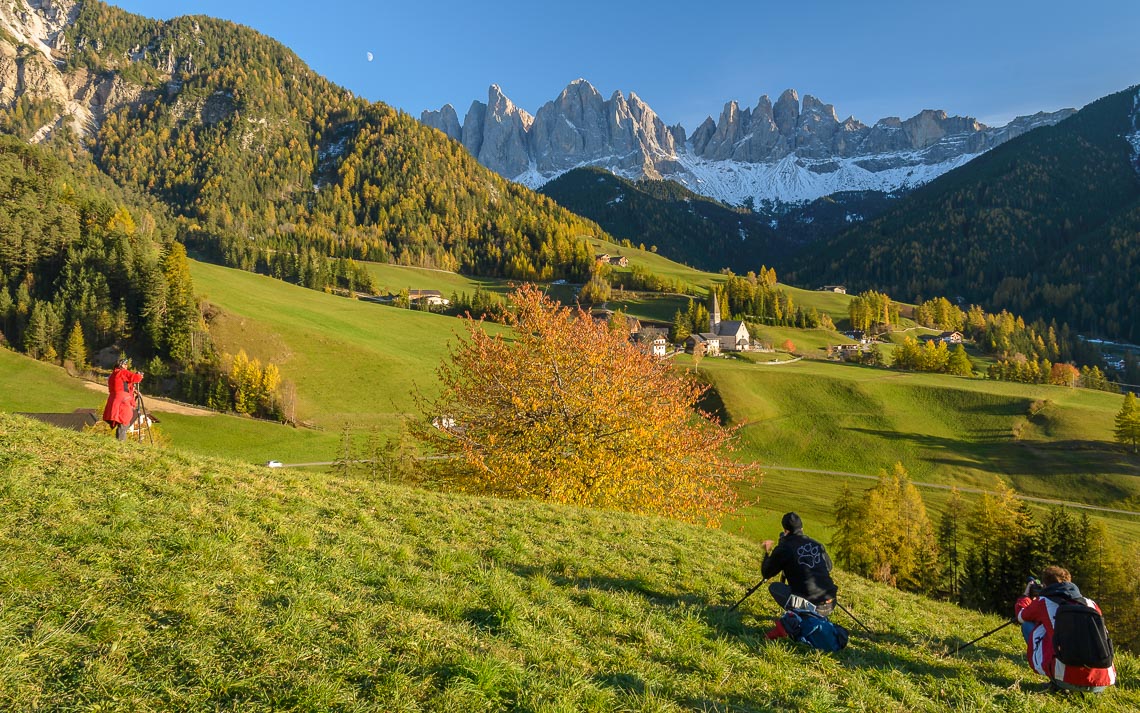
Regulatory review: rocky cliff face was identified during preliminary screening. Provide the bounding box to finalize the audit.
[422,79,1076,205]
[0,0,148,142]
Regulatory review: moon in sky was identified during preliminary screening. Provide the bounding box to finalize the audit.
[366,51,374,62]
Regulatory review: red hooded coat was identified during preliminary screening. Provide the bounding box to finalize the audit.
[103,366,143,426]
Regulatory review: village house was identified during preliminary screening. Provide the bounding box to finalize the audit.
[634,326,670,358]
[686,332,722,356]
[594,253,629,267]
[920,330,964,346]
[407,289,450,307]
[820,285,847,294]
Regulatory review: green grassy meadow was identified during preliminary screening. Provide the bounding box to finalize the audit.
[363,262,513,299]
[192,259,498,432]
[2,412,1136,712]
[0,346,341,465]
[699,357,1140,543]
[8,257,1140,539]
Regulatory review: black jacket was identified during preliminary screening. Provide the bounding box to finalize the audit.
[761,530,838,604]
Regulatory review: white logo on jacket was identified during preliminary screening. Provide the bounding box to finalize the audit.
[797,542,822,568]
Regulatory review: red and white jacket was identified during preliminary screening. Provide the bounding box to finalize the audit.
[1015,585,1116,689]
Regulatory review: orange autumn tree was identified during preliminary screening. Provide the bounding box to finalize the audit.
[418,285,754,525]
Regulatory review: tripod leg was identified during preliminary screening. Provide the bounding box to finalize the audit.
[728,578,769,612]
[836,601,874,635]
[953,619,1015,656]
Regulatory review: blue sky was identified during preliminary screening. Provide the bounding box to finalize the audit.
[105,1,1139,131]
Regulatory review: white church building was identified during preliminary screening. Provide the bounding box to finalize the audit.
[686,293,751,354]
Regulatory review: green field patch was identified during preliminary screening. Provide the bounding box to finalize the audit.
[191,260,486,431]
[702,358,1140,511]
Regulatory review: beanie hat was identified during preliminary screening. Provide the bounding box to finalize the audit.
[782,512,803,533]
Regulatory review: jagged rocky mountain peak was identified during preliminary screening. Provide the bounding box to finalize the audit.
[421,80,1077,205]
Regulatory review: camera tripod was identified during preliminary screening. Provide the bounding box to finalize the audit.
[130,388,156,445]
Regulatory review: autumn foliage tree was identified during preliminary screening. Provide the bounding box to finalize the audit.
[831,463,940,593]
[418,286,755,525]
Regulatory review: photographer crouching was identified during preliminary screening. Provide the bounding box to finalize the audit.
[1015,565,1116,694]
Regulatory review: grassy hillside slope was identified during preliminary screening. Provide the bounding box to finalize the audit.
[191,259,500,431]
[1,412,1135,711]
[700,358,1140,543]
[9,258,1136,525]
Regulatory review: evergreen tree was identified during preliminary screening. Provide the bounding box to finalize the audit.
[1115,392,1140,453]
[947,344,973,376]
[23,301,48,359]
[937,488,967,598]
[669,309,690,344]
[959,481,1037,613]
[63,321,88,370]
[830,481,868,572]
[161,242,200,364]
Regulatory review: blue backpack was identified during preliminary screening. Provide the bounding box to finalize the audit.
[779,609,849,652]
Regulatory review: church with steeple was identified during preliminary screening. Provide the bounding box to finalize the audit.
[685,292,751,354]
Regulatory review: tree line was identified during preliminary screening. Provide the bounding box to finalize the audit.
[832,464,1140,651]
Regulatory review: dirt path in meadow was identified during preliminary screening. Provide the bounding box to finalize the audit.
[81,381,213,416]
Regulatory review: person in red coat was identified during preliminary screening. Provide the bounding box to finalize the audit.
[1015,565,1116,693]
[103,357,144,441]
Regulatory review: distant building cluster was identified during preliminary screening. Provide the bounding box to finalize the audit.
[595,253,629,267]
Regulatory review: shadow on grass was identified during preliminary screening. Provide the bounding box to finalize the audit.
[847,427,1140,484]
[504,565,1026,689]
[592,671,645,696]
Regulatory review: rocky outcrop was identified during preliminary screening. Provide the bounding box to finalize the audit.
[420,103,461,141]
[0,0,148,141]
[422,79,1077,205]
[511,79,676,178]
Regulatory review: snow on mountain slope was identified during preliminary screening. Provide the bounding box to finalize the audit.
[1128,89,1140,174]
[665,150,980,206]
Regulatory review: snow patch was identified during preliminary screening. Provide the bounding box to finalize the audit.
[1128,89,1140,174]
[664,149,980,206]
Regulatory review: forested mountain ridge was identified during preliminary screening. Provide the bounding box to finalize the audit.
[539,167,788,271]
[0,134,199,369]
[540,167,898,273]
[0,1,609,284]
[790,86,1140,342]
